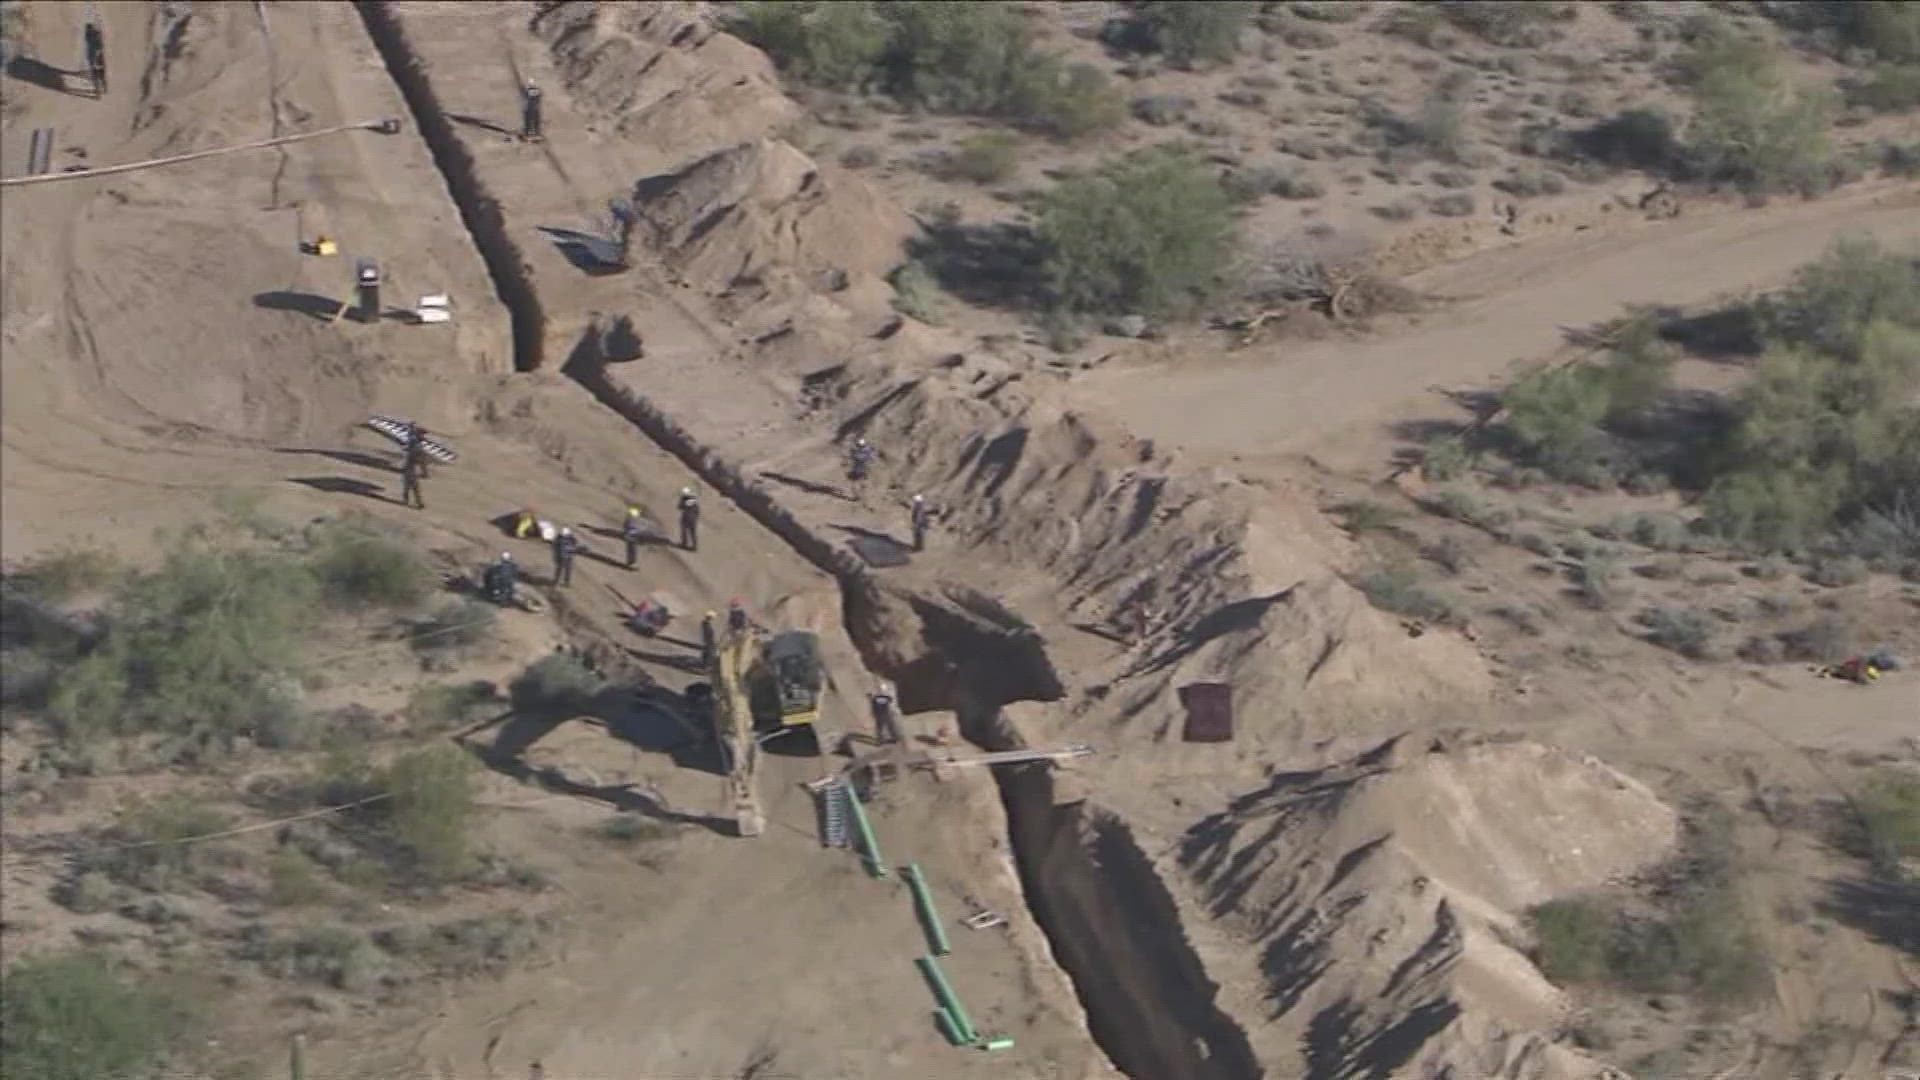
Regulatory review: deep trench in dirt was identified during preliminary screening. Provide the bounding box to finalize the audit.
[353,9,1259,1077]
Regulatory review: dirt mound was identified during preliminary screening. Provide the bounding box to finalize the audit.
[1179,737,1677,1079]
[534,2,798,164]
[632,138,912,297]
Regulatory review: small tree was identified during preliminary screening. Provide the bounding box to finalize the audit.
[1037,147,1236,316]
[732,1,888,90]
[1682,33,1836,193]
[382,745,476,882]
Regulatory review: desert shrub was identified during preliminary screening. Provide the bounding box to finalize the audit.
[1132,93,1193,126]
[1681,30,1837,193]
[1011,57,1126,138]
[1847,64,1920,112]
[1630,512,1693,551]
[1331,499,1403,534]
[1037,146,1236,316]
[946,131,1019,184]
[1573,554,1625,610]
[1494,165,1566,197]
[510,653,601,715]
[380,745,476,882]
[43,539,318,747]
[1133,1,1253,67]
[1498,319,1677,484]
[266,849,327,907]
[0,951,184,1080]
[1855,770,1920,871]
[7,549,119,601]
[1290,1,1364,23]
[250,924,384,991]
[889,260,945,324]
[1761,0,1920,64]
[307,516,432,608]
[1441,1,1571,48]
[839,144,880,169]
[1882,140,1920,177]
[1429,167,1474,189]
[1775,616,1851,661]
[1357,564,1456,623]
[1513,530,1556,557]
[411,598,497,656]
[1428,191,1476,217]
[1272,168,1327,199]
[87,794,229,892]
[375,912,545,978]
[1808,554,1869,586]
[732,1,888,90]
[405,680,497,730]
[1421,436,1474,481]
[1758,236,1920,364]
[1639,606,1717,658]
[1368,96,1470,163]
[1532,897,1615,983]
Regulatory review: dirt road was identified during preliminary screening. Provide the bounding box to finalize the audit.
[1078,182,1920,459]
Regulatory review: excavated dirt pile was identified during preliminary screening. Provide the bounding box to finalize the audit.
[1179,736,1678,1079]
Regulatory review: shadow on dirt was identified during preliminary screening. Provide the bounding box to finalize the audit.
[907,221,1045,309]
[1821,875,1919,957]
[4,55,81,94]
[275,446,396,471]
[288,475,388,501]
[253,290,345,320]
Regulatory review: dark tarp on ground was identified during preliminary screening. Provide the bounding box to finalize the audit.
[845,534,911,568]
[1179,682,1233,743]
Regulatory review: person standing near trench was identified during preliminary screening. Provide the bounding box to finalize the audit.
[521,82,543,142]
[83,20,106,98]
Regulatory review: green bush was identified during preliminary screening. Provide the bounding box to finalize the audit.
[0,951,184,1080]
[1681,31,1837,193]
[267,849,328,907]
[381,745,476,882]
[405,680,497,730]
[89,794,230,892]
[1356,564,1456,623]
[1037,147,1236,316]
[946,131,1020,184]
[1331,499,1403,534]
[1639,606,1718,658]
[1012,57,1126,139]
[1441,1,1570,48]
[412,598,497,655]
[1855,770,1920,872]
[509,652,602,715]
[1847,64,1920,111]
[7,549,119,601]
[1531,897,1615,983]
[43,538,319,746]
[1573,554,1625,610]
[1759,236,1920,364]
[1135,1,1253,67]
[307,516,433,608]
[250,925,384,991]
[731,1,887,90]
[889,260,945,324]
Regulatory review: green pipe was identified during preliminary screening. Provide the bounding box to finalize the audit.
[915,955,977,1043]
[843,785,888,877]
[980,1037,1015,1052]
[290,1034,306,1080]
[902,863,951,956]
[934,1007,969,1046]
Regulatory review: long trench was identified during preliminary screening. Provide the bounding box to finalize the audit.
[351,5,1260,1077]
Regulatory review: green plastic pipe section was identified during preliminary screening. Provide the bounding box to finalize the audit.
[934,1007,970,1046]
[901,863,952,956]
[843,784,888,877]
[980,1037,1015,1051]
[915,955,977,1043]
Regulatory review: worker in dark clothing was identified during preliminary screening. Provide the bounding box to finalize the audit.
[551,526,579,587]
[521,83,543,141]
[726,598,748,637]
[483,552,518,605]
[677,487,700,552]
[622,506,645,568]
[84,21,106,97]
[700,611,717,668]
[910,494,931,552]
[399,439,426,510]
[847,437,875,483]
[870,683,901,746]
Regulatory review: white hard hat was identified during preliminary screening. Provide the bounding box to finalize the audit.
[561,527,572,536]
[681,487,693,496]
[912,494,924,502]
[501,551,512,561]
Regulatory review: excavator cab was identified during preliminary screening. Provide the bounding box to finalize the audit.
[752,630,822,730]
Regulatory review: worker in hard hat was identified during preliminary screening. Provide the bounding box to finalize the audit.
[677,487,700,552]
[399,432,427,510]
[483,552,517,605]
[848,436,875,482]
[700,611,718,667]
[726,598,748,636]
[521,83,543,141]
[622,505,646,568]
[551,526,580,587]
[910,494,931,552]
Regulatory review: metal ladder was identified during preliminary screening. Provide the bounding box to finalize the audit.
[816,779,850,849]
